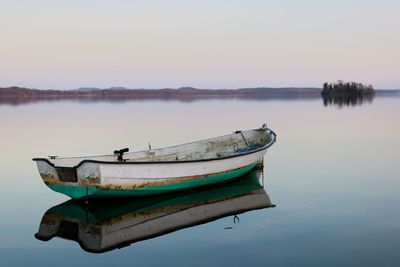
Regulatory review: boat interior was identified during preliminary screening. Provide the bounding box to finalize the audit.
[40,128,274,167]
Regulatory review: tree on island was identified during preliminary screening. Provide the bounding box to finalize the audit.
[321,80,375,107]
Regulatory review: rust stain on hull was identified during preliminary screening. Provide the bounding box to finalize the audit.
[41,174,100,186]
[98,165,250,190]
[41,174,60,185]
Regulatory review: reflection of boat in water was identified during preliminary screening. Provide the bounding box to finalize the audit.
[32,125,276,199]
[35,170,274,253]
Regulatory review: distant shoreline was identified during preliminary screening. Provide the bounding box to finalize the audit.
[0,86,398,106]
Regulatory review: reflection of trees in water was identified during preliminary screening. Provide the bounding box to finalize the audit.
[322,93,375,107]
[321,80,375,107]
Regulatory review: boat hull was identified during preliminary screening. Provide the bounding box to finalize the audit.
[46,161,258,199]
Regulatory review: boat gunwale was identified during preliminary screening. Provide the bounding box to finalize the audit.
[32,128,276,168]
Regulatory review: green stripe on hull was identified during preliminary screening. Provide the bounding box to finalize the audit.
[48,162,258,199]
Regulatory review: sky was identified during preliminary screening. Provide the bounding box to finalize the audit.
[0,0,399,90]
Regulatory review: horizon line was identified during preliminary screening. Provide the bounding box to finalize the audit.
[1,85,400,91]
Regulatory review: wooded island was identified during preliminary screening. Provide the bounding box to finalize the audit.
[321,81,376,107]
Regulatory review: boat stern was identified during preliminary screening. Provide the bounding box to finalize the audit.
[33,159,101,199]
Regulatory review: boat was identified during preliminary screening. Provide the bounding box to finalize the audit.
[33,124,276,199]
[35,170,274,253]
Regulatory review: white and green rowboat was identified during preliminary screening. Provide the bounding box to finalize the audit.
[33,124,276,199]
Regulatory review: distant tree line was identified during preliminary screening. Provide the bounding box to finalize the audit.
[321,80,375,107]
[0,86,322,106]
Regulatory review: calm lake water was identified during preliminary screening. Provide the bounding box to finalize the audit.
[0,96,399,266]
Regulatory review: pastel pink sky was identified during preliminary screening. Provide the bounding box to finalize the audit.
[1,0,399,89]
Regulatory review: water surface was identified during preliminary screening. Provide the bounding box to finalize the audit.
[0,96,399,266]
